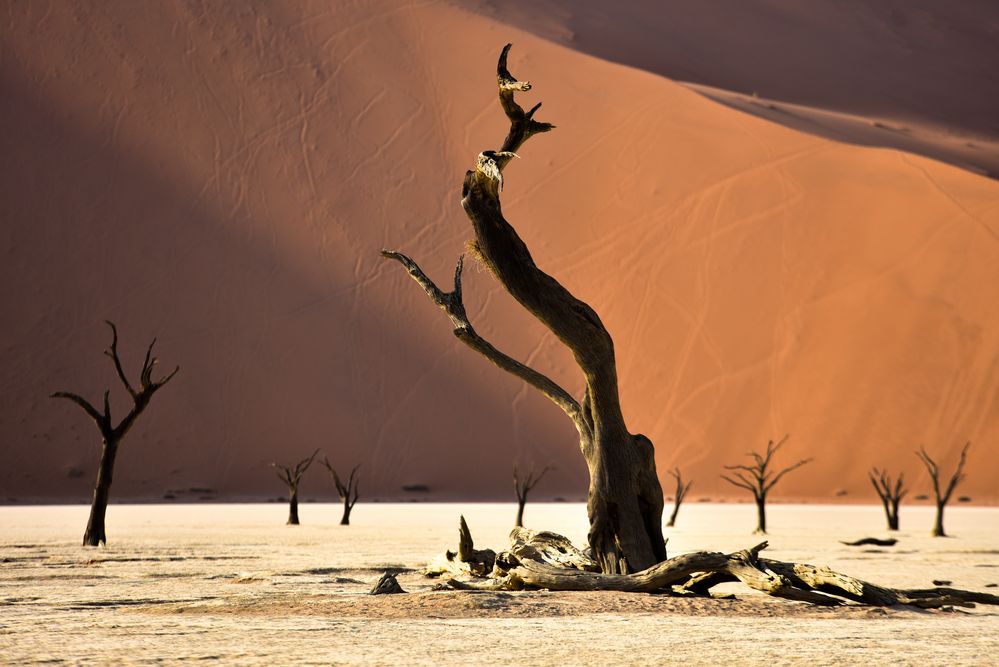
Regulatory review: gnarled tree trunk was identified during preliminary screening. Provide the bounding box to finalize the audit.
[916,443,970,537]
[383,45,665,573]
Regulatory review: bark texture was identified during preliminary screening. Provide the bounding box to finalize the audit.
[916,443,970,537]
[382,44,666,574]
[271,450,320,525]
[51,321,179,546]
[665,467,693,528]
[322,459,359,525]
[869,468,907,531]
[429,517,999,609]
[720,436,811,534]
[513,464,551,528]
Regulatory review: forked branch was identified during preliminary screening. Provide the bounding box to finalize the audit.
[380,250,581,424]
[51,320,180,441]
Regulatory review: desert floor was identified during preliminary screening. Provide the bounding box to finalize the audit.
[2,502,998,665]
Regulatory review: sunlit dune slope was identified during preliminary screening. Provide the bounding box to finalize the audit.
[1,0,997,503]
[464,0,999,177]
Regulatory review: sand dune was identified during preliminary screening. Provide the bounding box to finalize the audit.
[1,0,997,504]
[467,0,999,176]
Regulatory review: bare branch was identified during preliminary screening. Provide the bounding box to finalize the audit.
[103,320,137,398]
[941,442,970,504]
[720,473,757,493]
[381,250,582,425]
[51,391,107,431]
[764,458,813,493]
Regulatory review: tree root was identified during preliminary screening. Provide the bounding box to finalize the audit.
[426,517,999,609]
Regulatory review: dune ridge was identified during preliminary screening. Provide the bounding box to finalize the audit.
[1,0,997,504]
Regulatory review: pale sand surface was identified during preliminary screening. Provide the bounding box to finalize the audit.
[2,503,998,665]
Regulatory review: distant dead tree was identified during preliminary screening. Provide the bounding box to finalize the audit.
[721,435,812,534]
[915,442,970,537]
[665,467,693,528]
[321,458,359,525]
[869,468,907,531]
[51,321,179,546]
[270,449,320,525]
[513,464,552,527]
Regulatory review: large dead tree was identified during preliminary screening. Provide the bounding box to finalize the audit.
[915,442,970,537]
[382,44,667,574]
[513,464,551,528]
[869,468,907,531]
[51,321,179,546]
[321,458,359,525]
[665,467,693,528]
[721,436,811,534]
[271,449,320,525]
[425,517,999,609]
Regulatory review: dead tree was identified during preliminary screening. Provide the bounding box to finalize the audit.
[869,468,907,531]
[321,458,359,525]
[721,436,812,534]
[382,44,667,574]
[428,517,999,610]
[665,467,693,528]
[915,442,970,537]
[51,321,179,546]
[513,464,551,528]
[271,449,320,525]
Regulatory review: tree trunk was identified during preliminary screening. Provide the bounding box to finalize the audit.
[887,499,900,531]
[340,497,351,525]
[287,487,300,525]
[515,500,526,528]
[754,494,767,535]
[932,501,946,537]
[666,496,681,528]
[83,439,118,547]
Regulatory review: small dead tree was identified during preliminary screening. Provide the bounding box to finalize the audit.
[665,467,693,528]
[382,44,668,574]
[721,436,812,534]
[513,464,552,527]
[270,449,320,525]
[321,458,359,525]
[869,468,907,531]
[915,442,970,537]
[51,321,179,546]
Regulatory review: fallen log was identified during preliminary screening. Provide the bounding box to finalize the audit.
[841,537,898,547]
[428,517,999,609]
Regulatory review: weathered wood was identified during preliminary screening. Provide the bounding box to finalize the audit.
[370,572,406,595]
[721,435,811,534]
[270,450,320,525]
[665,467,693,528]
[431,517,999,609]
[384,44,666,573]
[426,515,496,578]
[916,443,970,537]
[51,321,178,546]
[869,468,906,531]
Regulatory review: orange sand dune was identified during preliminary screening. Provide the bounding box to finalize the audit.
[467,0,999,176]
[1,1,997,504]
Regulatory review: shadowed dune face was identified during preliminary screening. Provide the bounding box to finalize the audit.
[1,1,997,503]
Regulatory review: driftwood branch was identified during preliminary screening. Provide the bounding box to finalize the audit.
[429,517,999,609]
